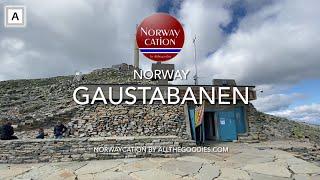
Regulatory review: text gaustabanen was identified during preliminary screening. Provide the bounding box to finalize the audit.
[73,86,249,105]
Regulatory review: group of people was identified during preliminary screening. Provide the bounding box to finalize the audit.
[0,121,68,140]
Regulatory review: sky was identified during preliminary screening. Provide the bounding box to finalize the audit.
[0,0,320,125]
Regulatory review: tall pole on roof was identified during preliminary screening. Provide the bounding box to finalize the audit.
[134,24,140,69]
[193,35,198,85]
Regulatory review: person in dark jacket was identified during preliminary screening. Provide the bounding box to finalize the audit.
[36,128,45,139]
[0,122,18,140]
[54,121,67,139]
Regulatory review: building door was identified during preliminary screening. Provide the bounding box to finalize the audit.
[204,112,215,140]
[217,110,237,141]
[235,107,246,134]
[188,107,196,140]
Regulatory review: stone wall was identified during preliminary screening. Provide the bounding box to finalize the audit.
[12,101,189,139]
[244,103,268,142]
[0,136,196,164]
[67,102,188,139]
[19,106,79,130]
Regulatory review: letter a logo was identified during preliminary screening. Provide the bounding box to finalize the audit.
[4,6,26,28]
[12,12,20,21]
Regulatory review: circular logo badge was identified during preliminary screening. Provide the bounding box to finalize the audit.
[136,13,185,62]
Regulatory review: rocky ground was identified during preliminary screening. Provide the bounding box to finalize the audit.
[0,67,155,135]
[246,103,320,145]
[1,142,319,180]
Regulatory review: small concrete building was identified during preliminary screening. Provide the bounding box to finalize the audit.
[186,80,256,142]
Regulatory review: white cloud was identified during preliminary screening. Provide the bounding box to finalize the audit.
[0,0,157,80]
[171,0,233,84]
[253,93,304,112]
[271,104,320,125]
[197,0,320,86]
[1,38,25,52]
[1,0,319,85]
[2,0,318,86]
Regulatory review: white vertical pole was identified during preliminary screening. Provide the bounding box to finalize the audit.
[134,24,139,68]
[193,35,198,85]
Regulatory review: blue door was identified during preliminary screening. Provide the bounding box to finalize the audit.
[235,107,246,134]
[218,111,237,141]
[188,107,196,140]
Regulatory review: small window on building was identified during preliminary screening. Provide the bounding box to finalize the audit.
[222,80,227,86]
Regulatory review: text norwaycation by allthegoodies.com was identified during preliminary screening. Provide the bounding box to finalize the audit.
[93,146,229,153]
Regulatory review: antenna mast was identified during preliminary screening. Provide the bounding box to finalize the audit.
[193,35,198,85]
